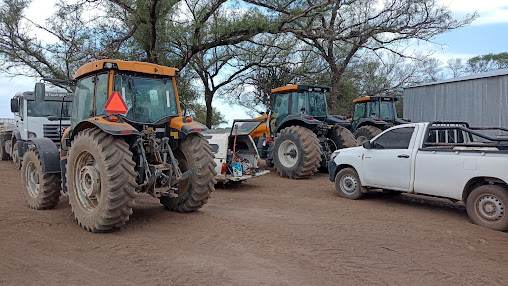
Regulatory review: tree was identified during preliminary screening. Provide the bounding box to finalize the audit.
[259,0,477,112]
[466,53,508,74]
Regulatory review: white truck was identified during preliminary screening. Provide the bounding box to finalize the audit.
[329,121,508,231]
[204,119,269,184]
[0,91,72,169]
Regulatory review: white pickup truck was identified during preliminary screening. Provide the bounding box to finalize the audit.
[328,121,508,231]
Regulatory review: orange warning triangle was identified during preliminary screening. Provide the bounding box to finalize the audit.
[105,91,128,114]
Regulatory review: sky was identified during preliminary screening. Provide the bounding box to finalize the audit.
[0,0,507,125]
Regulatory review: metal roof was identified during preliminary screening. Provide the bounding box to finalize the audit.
[405,68,508,89]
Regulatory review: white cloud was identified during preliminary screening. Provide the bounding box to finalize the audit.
[439,0,508,25]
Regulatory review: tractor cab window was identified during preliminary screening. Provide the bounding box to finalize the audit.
[72,76,95,128]
[353,102,366,119]
[113,75,178,123]
[308,92,327,117]
[379,101,397,120]
[290,92,308,115]
[271,93,289,131]
[94,73,109,116]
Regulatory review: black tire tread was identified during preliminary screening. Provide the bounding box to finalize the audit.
[160,133,216,213]
[354,125,383,144]
[21,149,61,209]
[67,128,137,232]
[466,184,508,231]
[274,126,322,179]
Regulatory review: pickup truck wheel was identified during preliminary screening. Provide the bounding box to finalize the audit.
[335,168,364,200]
[273,126,322,179]
[354,126,382,145]
[466,185,508,231]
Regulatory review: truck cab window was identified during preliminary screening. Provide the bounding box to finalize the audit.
[373,127,415,149]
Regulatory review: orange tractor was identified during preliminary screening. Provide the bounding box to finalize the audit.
[250,84,356,178]
[21,60,216,232]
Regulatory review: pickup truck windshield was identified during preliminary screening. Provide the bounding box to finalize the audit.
[26,100,72,118]
[113,75,178,123]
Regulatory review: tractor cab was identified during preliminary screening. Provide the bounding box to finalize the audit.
[269,84,330,134]
[350,96,410,144]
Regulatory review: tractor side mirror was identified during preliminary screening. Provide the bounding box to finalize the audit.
[34,82,46,103]
[262,93,268,105]
[347,103,351,118]
[362,141,372,149]
[10,98,19,113]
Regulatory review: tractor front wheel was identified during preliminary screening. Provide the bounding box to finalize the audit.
[67,128,137,232]
[273,126,322,179]
[160,133,216,212]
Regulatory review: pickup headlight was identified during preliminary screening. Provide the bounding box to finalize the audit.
[28,132,37,139]
[331,151,340,160]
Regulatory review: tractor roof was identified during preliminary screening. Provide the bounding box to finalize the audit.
[353,96,399,103]
[74,59,179,79]
[271,84,331,94]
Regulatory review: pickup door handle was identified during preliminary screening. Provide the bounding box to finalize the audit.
[397,154,410,158]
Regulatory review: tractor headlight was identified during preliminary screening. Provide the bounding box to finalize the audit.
[331,151,340,161]
[28,132,37,139]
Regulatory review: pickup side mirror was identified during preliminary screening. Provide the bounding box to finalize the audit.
[362,141,372,149]
[34,82,46,103]
[10,98,19,113]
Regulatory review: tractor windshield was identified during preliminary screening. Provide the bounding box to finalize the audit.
[113,75,178,123]
[366,101,397,120]
[308,92,328,117]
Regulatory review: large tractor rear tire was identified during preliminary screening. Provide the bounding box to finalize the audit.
[354,125,382,145]
[273,126,322,179]
[160,133,216,212]
[21,149,61,209]
[329,125,357,151]
[67,128,137,232]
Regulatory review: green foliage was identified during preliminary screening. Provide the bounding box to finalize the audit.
[467,53,508,73]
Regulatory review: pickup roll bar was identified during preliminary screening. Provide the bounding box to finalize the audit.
[422,121,508,149]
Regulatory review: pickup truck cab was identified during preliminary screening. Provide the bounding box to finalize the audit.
[204,119,269,184]
[329,121,508,231]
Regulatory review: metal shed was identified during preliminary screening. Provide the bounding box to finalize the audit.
[403,69,508,130]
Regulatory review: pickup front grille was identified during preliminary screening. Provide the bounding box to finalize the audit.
[43,124,69,143]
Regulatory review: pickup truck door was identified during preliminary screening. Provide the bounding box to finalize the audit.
[361,125,418,191]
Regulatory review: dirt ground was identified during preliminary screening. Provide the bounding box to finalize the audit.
[1,160,508,286]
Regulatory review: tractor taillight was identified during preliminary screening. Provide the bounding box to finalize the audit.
[185,116,192,122]
[221,163,227,174]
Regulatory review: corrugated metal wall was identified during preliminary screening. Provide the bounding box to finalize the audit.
[403,73,508,130]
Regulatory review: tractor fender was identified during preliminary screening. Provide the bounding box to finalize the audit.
[180,121,208,135]
[275,115,321,134]
[356,119,388,130]
[71,117,140,139]
[24,138,61,174]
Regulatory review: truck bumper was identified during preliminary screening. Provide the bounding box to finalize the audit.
[328,160,337,182]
